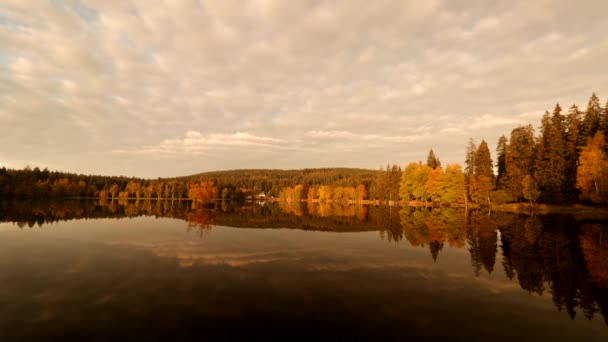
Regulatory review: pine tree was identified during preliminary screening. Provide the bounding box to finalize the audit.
[564,104,582,201]
[496,135,508,189]
[533,104,567,203]
[582,93,602,142]
[601,98,608,149]
[464,139,477,203]
[473,140,494,204]
[426,149,441,169]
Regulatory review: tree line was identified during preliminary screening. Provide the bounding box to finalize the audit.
[2,93,607,206]
[0,167,217,203]
[400,92,608,206]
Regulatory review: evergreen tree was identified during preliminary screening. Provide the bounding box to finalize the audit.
[534,104,566,203]
[475,140,494,181]
[581,93,601,142]
[496,135,508,189]
[564,104,582,201]
[464,139,477,203]
[473,140,494,204]
[426,149,441,169]
[504,125,535,201]
[601,98,608,149]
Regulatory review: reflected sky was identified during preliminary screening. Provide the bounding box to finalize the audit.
[1,209,607,341]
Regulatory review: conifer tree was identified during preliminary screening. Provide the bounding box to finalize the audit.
[495,135,508,189]
[564,104,582,201]
[473,140,494,204]
[426,149,441,169]
[582,93,602,142]
[464,139,477,203]
[534,104,567,203]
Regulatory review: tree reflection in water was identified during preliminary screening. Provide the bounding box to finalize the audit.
[1,199,607,325]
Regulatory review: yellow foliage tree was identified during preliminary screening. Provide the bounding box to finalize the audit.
[576,132,608,203]
[188,179,218,204]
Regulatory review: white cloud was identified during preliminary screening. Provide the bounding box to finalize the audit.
[470,114,523,129]
[115,131,284,155]
[307,130,424,144]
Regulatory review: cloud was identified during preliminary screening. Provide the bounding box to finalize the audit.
[307,130,424,143]
[471,114,524,129]
[115,131,284,155]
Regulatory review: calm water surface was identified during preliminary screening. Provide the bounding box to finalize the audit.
[0,200,607,341]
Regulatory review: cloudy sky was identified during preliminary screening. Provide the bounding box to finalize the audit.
[1,0,607,178]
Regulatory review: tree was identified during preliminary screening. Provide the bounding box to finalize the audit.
[438,164,465,204]
[504,125,535,201]
[109,183,119,202]
[522,175,540,204]
[464,139,477,203]
[426,149,441,169]
[533,104,567,203]
[581,93,601,142]
[576,132,608,203]
[400,162,418,202]
[496,135,508,189]
[564,104,582,200]
[188,179,218,204]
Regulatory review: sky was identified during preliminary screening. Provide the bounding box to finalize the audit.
[1,0,607,178]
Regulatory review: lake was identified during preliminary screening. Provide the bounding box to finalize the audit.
[0,200,607,341]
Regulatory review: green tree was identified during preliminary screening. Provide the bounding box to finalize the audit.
[504,125,536,201]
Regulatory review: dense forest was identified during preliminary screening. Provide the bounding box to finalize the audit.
[1,93,607,206]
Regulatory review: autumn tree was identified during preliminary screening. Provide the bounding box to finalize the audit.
[522,175,540,204]
[188,179,218,204]
[504,125,535,201]
[576,132,608,203]
[109,183,119,201]
[438,164,465,204]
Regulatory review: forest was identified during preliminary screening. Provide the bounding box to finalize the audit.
[1,93,607,206]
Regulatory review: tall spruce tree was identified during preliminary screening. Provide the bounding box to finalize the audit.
[496,135,508,189]
[564,104,582,201]
[582,93,602,142]
[464,139,477,203]
[533,104,566,203]
[474,140,494,204]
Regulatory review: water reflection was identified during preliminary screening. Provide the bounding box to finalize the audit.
[1,199,608,327]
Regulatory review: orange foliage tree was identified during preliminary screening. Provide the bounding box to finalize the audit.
[576,132,608,203]
[188,179,218,204]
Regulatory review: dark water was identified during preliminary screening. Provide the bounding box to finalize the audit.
[0,200,607,341]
